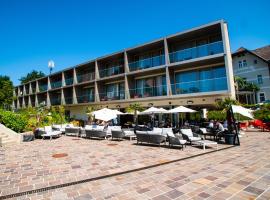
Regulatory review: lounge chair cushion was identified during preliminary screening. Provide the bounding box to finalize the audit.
[200,128,207,134]
[162,128,172,135]
[189,137,201,142]
[181,129,193,137]
[44,126,52,132]
[136,130,148,134]
[167,131,175,138]
[85,125,93,130]
[153,128,162,134]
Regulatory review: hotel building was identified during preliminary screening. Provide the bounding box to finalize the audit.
[13,20,235,120]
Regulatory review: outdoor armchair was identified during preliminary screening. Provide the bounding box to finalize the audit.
[65,127,80,137]
[167,131,187,150]
[85,129,107,139]
[111,130,125,141]
[180,129,202,145]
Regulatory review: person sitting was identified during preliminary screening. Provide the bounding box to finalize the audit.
[208,120,214,129]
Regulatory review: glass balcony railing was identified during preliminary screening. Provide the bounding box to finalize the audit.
[99,91,125,101]
[171,77,227,95]
[129,55,165,72]
[99,65,124,78]
[169,41,223,63]
[77,72,95,83]
[39,85,48,92]
[50,81,62,89]
[65,96,73,104]
[65,78,73,86]
[50,98,61,105]
[130,85,167,99]
[77,94,95,103]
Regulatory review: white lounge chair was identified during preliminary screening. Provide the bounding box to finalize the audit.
[41,126,62,140]
[180,129,202,145]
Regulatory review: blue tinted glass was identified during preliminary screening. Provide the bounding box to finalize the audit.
[214,67,226,78]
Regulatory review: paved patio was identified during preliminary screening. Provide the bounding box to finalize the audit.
[0,129,269,200]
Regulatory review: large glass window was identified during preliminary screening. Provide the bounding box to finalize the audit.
[174,66,227,94]
[105,83,125,100]
[134,75,167,98]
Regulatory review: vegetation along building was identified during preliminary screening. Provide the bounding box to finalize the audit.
[232,45,270,104]
[13,20,235,120]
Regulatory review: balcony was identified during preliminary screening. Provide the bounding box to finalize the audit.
[77,72,95,83]
[129,55,165,72]
[65,96,73,104]
[77,94,95,104]
[169,41,223,63]
[171,77,227,95]
[100,91,125,101]
[99,65,124,78]
[50,97,61,106]
[39,85,48,92]
[65,78,73,86]
[50,81,62,89]
[130,85,167,99]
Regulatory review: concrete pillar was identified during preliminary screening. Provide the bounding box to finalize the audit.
[125,76,130,99]
[29,83,32,94]
[23,85,26,95]
[95,60,100,79]
[46,92,51,107]
[22,97,26,108]
[164,39,172,96]
[95,81,100,102]
[73,68,78,84]
[35,94,38,107]
[28,96,31,107]
[221,21,236,99]
[61,89,65,105]
[17,98,20,109]
[47,77,51,90]
[36,81,39,93]
[62,72,66,87]
[124,51,130,73]
[72,86,78,104]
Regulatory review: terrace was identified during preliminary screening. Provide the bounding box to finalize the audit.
[75,84,95,104]
[76,63,95,84]
[98,53,124,78]
[0,130,269,199]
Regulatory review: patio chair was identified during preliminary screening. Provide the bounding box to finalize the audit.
[85,129,107,139]
[65,127,80,137]
[167,131,187,150]
[111,130,125,141]
[180,129,202,145]
[40,126,62,140]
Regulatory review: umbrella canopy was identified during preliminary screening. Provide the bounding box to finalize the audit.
[168,106,197,113]
[123,110,141,115]
[231,105,253,119]
[92,108,123,121]
[139,107,168,115]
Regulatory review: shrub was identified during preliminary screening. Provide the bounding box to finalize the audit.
[0,110,27,132]
[207,110,226,121]
[253,104,270,122]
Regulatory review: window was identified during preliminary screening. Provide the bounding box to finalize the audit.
[259,93,265,102]
[238,60,247,68]
[238,61,243,68]
[254,59,257,64]
[174,66,227,94]
[243,60,247,67]
[257,75,263,84]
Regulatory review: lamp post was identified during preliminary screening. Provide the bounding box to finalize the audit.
[48,60,55,74]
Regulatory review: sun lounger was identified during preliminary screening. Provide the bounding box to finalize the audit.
[167,131,186,150]
[180,129,202,145]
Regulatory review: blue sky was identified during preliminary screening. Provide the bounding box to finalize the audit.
[0,0,269,85]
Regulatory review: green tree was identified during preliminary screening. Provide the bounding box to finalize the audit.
[235,76,259,92]
[0,75,14,109]
[125,103,144,124]
[216,97,240,111]
[86,105,98,123]
[19,70,45,84]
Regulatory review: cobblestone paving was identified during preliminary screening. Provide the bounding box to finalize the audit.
[0,130,269,199]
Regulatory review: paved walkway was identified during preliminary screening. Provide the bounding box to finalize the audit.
[0,130,269,199]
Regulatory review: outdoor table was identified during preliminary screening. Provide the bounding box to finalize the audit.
[194,140,218,151]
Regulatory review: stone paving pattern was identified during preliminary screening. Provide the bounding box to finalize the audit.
[0,130,269,199]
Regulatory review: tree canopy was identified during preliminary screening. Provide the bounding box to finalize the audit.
[234,76,259,92]
[0,75,14,109]
[19,70,45,84]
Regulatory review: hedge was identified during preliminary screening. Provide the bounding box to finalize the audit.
[0,110,27,133]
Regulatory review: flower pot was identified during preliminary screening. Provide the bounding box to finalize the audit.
[224,134,235,145]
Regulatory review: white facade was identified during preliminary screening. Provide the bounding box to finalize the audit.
[233,51,270,103]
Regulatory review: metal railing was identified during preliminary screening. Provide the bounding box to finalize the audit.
[130,85,167,98]
[77,72,95,83]
[99,91,125,101]
[99,65,124,78]
[171,77,227,95]
[129,55,165,71]
[50,81,62,89]
[77,94,95,103]
[65,78,73,86]
[169,41,223,63]
[39,85,48,92]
